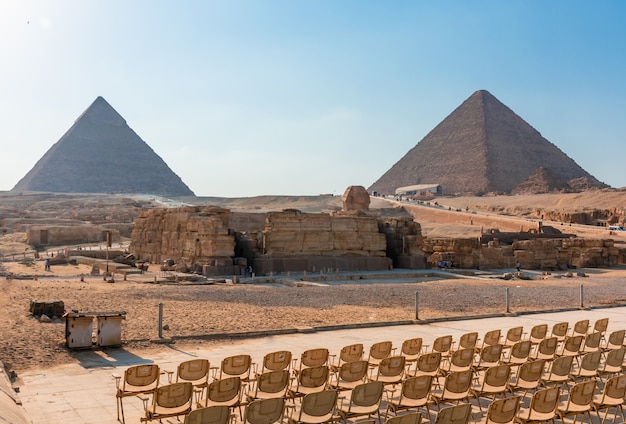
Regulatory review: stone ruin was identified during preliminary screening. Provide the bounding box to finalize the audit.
[342,185,370,211]
[130,204,427,276]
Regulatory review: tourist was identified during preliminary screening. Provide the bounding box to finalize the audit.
[516,261,521,272]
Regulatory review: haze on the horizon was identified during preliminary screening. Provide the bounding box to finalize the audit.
[1,1,625,198]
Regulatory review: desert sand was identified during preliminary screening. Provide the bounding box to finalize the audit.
[2,257,626,374]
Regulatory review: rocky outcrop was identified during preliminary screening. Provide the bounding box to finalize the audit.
[342,185,370,211]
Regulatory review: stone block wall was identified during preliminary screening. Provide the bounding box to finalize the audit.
[27,225,120,248]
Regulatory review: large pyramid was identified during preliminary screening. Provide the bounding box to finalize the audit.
[12,97,195,197]
[368,90,606,195]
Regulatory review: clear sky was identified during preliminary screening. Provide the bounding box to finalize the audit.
[1,1,625,197]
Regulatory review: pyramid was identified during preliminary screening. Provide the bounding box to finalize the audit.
[368,90,606,195]
[12,97,195,197]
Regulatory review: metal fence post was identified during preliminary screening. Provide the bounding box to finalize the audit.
[415,291,419,320]
[580,284,584,308]
[158,302,163,339]
[505,287,510,313]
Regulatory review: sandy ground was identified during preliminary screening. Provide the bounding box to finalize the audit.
[2,258,626,374]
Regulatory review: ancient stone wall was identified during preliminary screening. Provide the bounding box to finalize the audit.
[26,225,120,248]
[130,206,235,273]
[423,237,624,270]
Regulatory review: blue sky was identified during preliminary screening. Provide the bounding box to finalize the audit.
[1,1,625,197]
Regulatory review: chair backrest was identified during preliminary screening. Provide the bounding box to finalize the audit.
[255,370,290,397]
[546,355,573,379]
[478,344,503,365]
[184,406,231,424]
[298,365,330,390]
[482,329,502,347]
[449,348,473,369]
[536,337,558,357]
[604,347,626,368]
[151,382,193,414]
[208,376,242,403]
[415,352,441,375]
[486,396,520,424]
[401,338,423,359]
[561,335,583,354]
[221,354,252,380]
[508,340,532,362]
[386,412,422,424]
[566,380,596,407]
[338,360,369,383]
[579,350,602,372]
[300,348,329,369]
[300,389,338,419]
[262,350,292,373]
[528,324,548,343]
[572,319,590,336]
[339,343,364,364]
[435,403,472,424]
[123,364,160,392]
[592,317,609,334]
[458,332,478,350]
[244,397,285,424]
[483,364,511,389]
[444,370,472,395]
[528,387,560,414]
[402,375,432,401]
[177,359,210,386]
[605,329,625,350]
[517,359,544,383]
[351,381,384,407]
[551,322,569,339]
[378,355,406,377]
[504,327,523,345]
[583,332,602,351]
[600,374,626,402]
[369,341,393,362]
[433,335,453,354]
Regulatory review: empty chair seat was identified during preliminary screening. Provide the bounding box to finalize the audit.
[368,355,405,385]
[336,381,384,423]
[290,365,330,398]
[556,380,596,424]
[434,403,472,424]
[114,364,161,424]
[328,360,368,391]
[260,350,292,374]
[516,386,560,423]
[502,327,524,348]
[526,324,548,345]
[385,375,433,418]
[482,396,521,424]
[591,374,626,424]
[243,398,285,424]
[551,322,569,342]
[141,382,193,423]
[367,341,393,367]
[285,389,338,424]
[401,338,424,363]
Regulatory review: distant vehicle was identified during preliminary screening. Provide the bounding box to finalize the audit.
[608,225,626,231]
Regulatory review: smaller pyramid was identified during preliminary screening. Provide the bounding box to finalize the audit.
[511,166,569,194]
[12,97,195,197]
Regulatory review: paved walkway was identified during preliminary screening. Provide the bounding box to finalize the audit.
[16,306,626,424]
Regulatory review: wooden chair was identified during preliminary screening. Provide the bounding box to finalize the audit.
[401,338,424,363]
[260,350,292,374]
[502,327,523,348]
[329,360,368,391]
[591,317,609,337]
[114,364,160,424]
[580,331,602,354]
[433,403,472,424]
[243,397,285,424]
[540,355,573,389]
[368,355,405,385]
[597,347,626,381]
[218,354,253,382]
[556,380,596,424]
[247,370,290,401]
[296,348,330,373]
[184,405,232,424]
[569,350,601,382]
[591,374,626,424]
[285,389,338,424]
[332,343,364,370]
[482,396,520,424]
[529,337,557,362]
[478,329,502,351]
[500,340,532,366]
[570,319,590,337]
[412,352,442,378]
[455,332,478,351]
[555,335,583,358]
[201,376,243,418]
[140,382,193,423]
[507,359,544,398]
[368,341,393,367]
[600,329,624,351]
[515,386,560,423]
[439,348,473,375]
[290,365,330,398]
[336,381,384,423]
[385,375,433,418]
[525,324,548,345]
[470,364,511,412]
[473,344,503,372]
[551,321,569,342]
[430,370,473,408]
[432,335,453,358]
[170,359,210,400]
